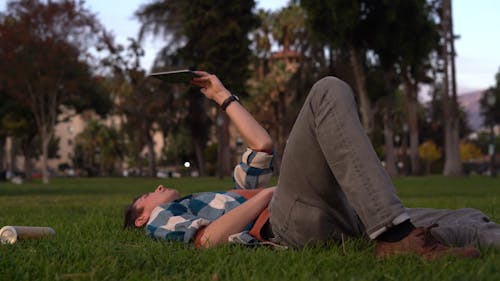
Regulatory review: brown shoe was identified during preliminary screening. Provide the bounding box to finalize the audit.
[375,224,481,260]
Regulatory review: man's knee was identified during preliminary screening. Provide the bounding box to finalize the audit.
[309,76,356,108]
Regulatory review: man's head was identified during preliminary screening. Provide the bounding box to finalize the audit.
[123,185,180,229]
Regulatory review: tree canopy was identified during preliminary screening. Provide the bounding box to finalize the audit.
[136,0,258,177]
[0,0,111,183]
[1,0,496,179]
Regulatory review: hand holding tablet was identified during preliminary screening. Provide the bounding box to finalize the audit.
[149,69,201,83]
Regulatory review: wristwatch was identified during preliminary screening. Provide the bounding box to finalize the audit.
[220,95,240,111]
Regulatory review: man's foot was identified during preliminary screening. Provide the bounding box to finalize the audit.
[375,224,481,260]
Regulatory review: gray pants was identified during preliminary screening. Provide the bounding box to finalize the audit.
[408,208,499,248]
[269,77,500,249]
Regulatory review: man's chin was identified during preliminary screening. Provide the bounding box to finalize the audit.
[173,191,181,200]
[166,190,180,201]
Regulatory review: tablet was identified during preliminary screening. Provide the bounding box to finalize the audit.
[149,69,199,83]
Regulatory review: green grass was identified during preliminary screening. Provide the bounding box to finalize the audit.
[0,176,499,281]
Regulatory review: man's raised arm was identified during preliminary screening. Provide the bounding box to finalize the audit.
[191,71,273,153]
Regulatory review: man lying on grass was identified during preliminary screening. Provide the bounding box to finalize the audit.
[124,71,499,260]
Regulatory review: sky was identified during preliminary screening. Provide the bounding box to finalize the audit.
[1,0,499,94]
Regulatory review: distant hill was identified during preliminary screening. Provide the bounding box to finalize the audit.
[458,90,485,132]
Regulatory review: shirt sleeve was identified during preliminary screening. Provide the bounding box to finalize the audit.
[146,204,211,243]
[232,148,274,189]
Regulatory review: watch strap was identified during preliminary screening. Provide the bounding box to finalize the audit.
[221,95,239,111]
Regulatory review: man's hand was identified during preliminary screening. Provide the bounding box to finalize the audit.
[191,71,231,106]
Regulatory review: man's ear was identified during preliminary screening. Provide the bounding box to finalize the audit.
[135,214,149,227]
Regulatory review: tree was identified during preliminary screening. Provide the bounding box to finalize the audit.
[460,141,482,162]
[419,140,442,174]
[374,99,399,177]
[420,84,471,149]
[101,37,178,177]
[0,92,38,179]
[301,0,375,135]
[302,0,439,176]
[475,131,500,156]
[0,0,111,183]
[369,0,440,175]
[247,4,306,173]
[73,120,123,176]
[441,0,463,176]
[0,90,7,174]
[136,0,258,177]
[479,68,500,127]
[479,67,500,176]
[371,74,405,178]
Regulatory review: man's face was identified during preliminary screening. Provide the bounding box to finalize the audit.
[133,185,180,227]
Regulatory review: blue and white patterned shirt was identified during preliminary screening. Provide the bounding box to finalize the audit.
[146,148,274,244]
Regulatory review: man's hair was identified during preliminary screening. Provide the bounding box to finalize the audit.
[123,196,144,229]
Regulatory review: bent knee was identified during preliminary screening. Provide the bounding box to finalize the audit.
[309,76,356,107]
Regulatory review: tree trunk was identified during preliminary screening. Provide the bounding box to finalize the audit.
[135,153,143,177]
[221,115,231,177]
[383,109,398,178]
[443,119,462,176]
[0,136,5,171]
[273,90,288,175]
[401,127,410,175]
[9,137,17,173]
[23,150,33,181]
[22,136,35,181]
[404,80,421,175]
[442,0,463,176]
[328,46,335,74]
[216,109,231,179]
[349,46,373,136]
[194,141,206,176]
[146,133,156,177]
[441,66,462,177]
[41,131,50,184]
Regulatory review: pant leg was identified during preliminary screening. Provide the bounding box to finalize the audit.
[270,77,409,248]
[407,208,500,248]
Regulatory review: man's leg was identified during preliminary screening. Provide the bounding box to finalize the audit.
[269,77,480,259]
[270,77,409,247]
[408,208,500,248]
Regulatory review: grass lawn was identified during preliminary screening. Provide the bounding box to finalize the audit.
[0,176,499,280]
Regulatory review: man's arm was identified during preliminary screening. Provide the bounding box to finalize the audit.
[190,71,274,247]
[191,71,273,153]
[194,187,275,248]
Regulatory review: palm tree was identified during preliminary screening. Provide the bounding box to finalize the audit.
[441,0,463,176]
[135,0,258,177]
